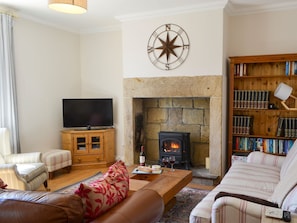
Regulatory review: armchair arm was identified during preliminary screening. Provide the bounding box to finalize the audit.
[212,195,265,223]
[247,151,285,168]
[5,152,42,164]
[0,164,26,190]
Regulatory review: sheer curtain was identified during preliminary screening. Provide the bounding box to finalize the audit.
[0,13,20,153]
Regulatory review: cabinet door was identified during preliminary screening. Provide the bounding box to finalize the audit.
[73,134,88,154]
[88,133,104,156]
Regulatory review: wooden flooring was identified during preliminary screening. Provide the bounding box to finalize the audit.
[38,167,214,192]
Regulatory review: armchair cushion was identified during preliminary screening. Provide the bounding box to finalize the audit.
[5,152,42,164]
[17,163,48,182]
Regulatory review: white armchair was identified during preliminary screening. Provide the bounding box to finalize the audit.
[0,128,48,191]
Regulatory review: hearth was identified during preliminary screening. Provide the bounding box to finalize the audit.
[159,131,191,169]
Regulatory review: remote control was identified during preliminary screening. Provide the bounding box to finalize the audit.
[283,211,291,222]
[265,207,283,219]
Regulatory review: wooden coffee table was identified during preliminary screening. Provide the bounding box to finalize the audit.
[127,165,192,208]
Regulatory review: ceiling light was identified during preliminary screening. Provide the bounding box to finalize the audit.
[48,0,87,14]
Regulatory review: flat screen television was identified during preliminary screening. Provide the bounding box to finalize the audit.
[62,98,113,129]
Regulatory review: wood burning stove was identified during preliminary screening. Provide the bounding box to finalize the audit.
[158,131,191,169]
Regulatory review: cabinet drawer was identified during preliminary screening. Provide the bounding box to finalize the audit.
[73,155,104,164]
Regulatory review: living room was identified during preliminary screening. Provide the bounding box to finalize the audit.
[2,1,297,223]
[2,0,297,178]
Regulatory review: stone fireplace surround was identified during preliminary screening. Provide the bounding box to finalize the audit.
[123,76,223,177]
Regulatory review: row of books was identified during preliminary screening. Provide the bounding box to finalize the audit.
[233,116,253,135]
[234,90,270,109]
[285,61,297,75]
[276,117,297,137]
[234,61,297,76]
[233,137,294,155]
[234,63,247,76]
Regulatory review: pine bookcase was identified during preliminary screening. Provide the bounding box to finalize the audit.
[228,53,297,167]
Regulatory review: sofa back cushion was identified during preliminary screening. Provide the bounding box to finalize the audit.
[269,141,297,207]
[0,189,84,223]
[280,139,297,180]
[282,185,297,213]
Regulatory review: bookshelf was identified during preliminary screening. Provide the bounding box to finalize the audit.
[228,53,297,167]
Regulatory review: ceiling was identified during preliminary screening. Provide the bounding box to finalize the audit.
[0,0,297,34]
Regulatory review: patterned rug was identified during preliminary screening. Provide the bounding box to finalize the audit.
[158,187,209,223]
[55,172,209,223]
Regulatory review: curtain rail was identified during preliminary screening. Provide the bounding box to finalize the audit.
[0,7,16,17]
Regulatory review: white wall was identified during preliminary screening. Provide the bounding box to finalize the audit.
[80,31,124,160]
[11,7,297,161]
[228,9,297,56]
[13,18,81,152]
[122,9,225,77]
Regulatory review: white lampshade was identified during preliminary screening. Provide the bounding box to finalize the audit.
[274,82,293,101]
[48,0,87,14]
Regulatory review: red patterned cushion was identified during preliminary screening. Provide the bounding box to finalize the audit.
[74,160,129,220]
[0,178,7,189]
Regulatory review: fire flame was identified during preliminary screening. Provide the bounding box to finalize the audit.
[163,141,180,152]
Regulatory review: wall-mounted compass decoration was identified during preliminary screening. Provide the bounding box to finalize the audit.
[147,24,190,70]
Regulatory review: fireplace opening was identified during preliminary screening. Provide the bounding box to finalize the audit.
[159,131,191,170]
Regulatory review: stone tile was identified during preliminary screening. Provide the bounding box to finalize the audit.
[172,98,193,108]
[147,108,168,123]
[159,98,173,107]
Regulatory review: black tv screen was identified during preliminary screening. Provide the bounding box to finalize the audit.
[62,98,113,129]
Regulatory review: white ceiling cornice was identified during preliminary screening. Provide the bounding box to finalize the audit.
[116,0,228,23]
[2,0,297,34]
[225,0,297,16]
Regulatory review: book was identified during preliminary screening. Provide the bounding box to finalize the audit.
[276,117,284,137]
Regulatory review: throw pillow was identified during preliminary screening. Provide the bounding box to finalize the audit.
[0,178,7,189]
[74,160,129,221]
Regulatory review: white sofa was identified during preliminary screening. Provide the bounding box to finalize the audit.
[190,139,297,223]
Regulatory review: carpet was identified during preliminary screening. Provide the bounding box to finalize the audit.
[55,172,209,223]
[158,187,209,223]
[55,171,104,193]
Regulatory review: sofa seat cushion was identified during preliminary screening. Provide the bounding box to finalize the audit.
[221,162,280,193]
[75,160,129,221]
[16,163,47,182]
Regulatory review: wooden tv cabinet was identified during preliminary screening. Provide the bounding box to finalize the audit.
[61,128,115,169]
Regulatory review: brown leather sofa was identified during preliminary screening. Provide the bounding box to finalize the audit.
[0,188,164,223]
